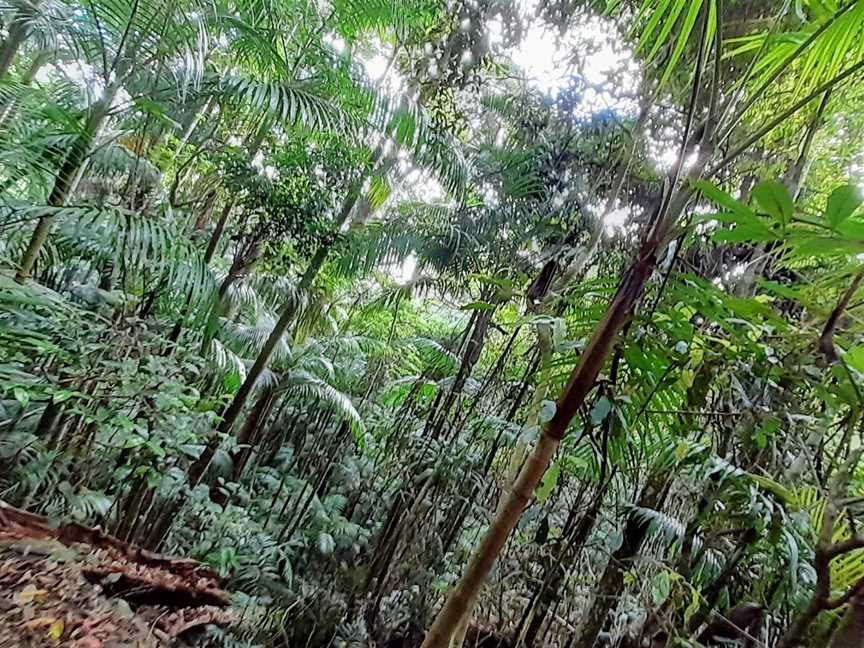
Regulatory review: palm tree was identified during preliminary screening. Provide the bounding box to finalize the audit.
[0,0,45,79]
[12,0,210,281]
[421,0,864,643]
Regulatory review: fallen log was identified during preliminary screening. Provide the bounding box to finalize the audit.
[0,500,229,609]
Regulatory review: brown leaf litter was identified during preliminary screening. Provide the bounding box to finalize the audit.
[0,501,234,647]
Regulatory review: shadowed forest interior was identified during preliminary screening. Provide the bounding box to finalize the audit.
[3,0,864,646]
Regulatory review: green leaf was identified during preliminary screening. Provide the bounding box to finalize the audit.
[752,181,793,226]
[223,372,242,393]
[754,428,767,449]
[590,397,612,426]
[635,0,674,55]
[538,400,557,424]
[651,570,672,605]
[845,346,864,373]
[12,387,30,408]
[684,583,701,623]
[536,462,560,503]
[712,219,778,243]
[51,389,76,404]
[318,532,335,555]
[836,218,864,239]
[645,0,687,62]
[825,184,863,228]
[659,0,704,88]
[750,474,795,505]
[788,236,864,257]
[693,180,755,220]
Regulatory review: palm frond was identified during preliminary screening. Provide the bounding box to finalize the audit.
[232,273,302,315]
[277,369,363,432]
[400,335,459,375]
[44,204,216,307]
[212,76,354,134]
[210,337,248,382]
[631,505,686,544]
[727,1,864,96]
[74,0,211,92]
[332,0,439,41]
[218,309,293,365]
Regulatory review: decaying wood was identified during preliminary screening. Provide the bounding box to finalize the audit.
[0,500,229,609]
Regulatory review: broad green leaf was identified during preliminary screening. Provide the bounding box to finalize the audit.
[590,396,612,426]
[693,180,755,220]
[825,184,863,228]
[712,221,779,243]
[752,181,793,226]
[536,462,560,502]
[788,236,864,257]
[754,428,767,449]
[836,218,864,239]
[12,387,29,408]
[750,474,795,505]
[651,570,671,605]
[845,346,864,373]
[679,368,694,388]
[223,371,242,393]
[684,584,701,623]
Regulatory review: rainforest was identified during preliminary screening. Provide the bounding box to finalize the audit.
[2,0,864,647]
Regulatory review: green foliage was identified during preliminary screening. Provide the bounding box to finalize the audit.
[3,1,864,647]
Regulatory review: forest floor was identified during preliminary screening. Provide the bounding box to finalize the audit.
[0,502,233,647]
[0,504,524,648]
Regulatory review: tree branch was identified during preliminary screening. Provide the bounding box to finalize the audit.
[819,268,864,362]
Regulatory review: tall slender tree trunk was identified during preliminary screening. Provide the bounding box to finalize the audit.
[430,307,493,438]
[785,89,831,202]
[230,386,276,481]
[200,259,248,355]
[518,487,606,647]
[186,167,370,477]
[15,78,118,283]
[420,117,715,648]
[573,474,670,648]
[420,246,666,648]
[204,201,232,264]
[193,190,217,232]
[143,184,366,549]
[0,0,42,79]
[186,243,334,484]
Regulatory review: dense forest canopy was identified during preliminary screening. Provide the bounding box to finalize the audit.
[3,0,864,646]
